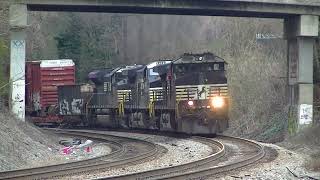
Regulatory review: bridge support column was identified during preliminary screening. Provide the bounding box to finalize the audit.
[285,15,319,133]
[9,4,27,120]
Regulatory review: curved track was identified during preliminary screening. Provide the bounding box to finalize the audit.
[98,135,264,180]
[0,129,162,180]
[0,130,264,180]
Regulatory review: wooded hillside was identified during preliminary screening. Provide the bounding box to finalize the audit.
[0,2,315,140]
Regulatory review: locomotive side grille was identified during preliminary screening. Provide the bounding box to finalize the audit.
[176,84,228,100]
[176,86,198,100]
[208,85,228,97]
[117,90,131,102]
[149,87,164,101]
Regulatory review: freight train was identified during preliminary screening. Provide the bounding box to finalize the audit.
[26,59,76,126]
[57,52,229,135]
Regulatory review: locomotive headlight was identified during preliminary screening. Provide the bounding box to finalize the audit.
[211,97,224,108]
[187,100,194,106]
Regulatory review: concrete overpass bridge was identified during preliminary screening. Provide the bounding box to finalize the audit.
[8,0,320,131]
[10,0,320,17]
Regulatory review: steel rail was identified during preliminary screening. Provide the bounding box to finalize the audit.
[160,135,265,180]
[98,135,264,180]
[0,129,161,180]
[0,131,124,179]
[100,136,225,180]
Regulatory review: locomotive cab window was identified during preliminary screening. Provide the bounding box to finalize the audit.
[219,63,225,71]
[214,64,220,70]
[206,64,213,71]
[176,65,187,73]
[176,64,202,73]
[205,63,225,71]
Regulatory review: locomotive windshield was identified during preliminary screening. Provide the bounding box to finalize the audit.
[147,60,172,83]
[173,53,227,85]
[175,62,225,74]
[206,63,225,71]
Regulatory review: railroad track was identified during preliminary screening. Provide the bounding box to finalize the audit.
[97,135,264,180]
[0,129,265,180]
[0,129,163,180]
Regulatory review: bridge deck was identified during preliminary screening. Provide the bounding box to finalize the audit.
[10,0,320,17]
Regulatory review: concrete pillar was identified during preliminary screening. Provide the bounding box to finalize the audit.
[9,4,27,120]
[285,15,319,132]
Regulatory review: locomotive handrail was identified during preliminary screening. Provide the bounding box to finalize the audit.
[118,100,125,116]
[85,93,94,122]
[175,93,183,119]
[148,100,155,118]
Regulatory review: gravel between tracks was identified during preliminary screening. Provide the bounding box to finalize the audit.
[62,131,213,179]
[207,143,320,180]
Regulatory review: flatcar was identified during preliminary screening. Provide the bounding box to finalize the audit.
[58,52,229,135]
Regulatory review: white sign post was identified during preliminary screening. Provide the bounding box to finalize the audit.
[299,104,313,125]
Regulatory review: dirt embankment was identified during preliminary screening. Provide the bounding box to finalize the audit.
[278,125,320,172]
[0,110,61,171]
[216,126,320,179]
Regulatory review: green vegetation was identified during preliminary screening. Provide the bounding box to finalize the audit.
[55,14,82,79]
[55,13,124,82]
[0,38,9,97]
[314,38,320,125]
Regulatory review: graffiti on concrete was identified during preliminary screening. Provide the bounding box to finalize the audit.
[11,80,25,120]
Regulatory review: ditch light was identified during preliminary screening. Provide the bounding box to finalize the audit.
[211,96,224,108]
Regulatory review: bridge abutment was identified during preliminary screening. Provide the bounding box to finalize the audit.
[9,4,28,120]
[285,15,319,132]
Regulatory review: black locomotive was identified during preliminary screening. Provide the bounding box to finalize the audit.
[58,52,229,135]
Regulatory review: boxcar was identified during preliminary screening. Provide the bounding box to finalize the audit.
[26,59,75,125]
